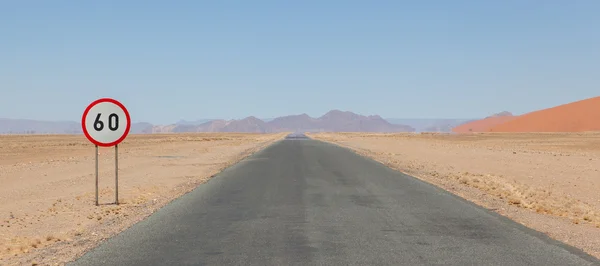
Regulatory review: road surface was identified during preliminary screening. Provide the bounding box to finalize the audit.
[69,137,599,265]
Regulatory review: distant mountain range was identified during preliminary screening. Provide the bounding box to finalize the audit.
[173,119,216,126]
[9,96,591,135]
[152,110,415,133]
[0,118,155,134]
[0,118,83,134]
[0,110,440,134]
[163,116,470,133]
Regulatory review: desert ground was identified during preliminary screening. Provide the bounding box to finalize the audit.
[4,131,600,264]
[308,132,600,259]
[0,133,286,266]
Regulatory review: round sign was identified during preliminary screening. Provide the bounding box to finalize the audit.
[82,98,131,147]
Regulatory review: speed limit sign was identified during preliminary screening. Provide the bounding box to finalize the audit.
[82,98,131,147]
[82,98,131,206]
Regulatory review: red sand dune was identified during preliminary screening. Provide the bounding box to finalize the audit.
[452,112,517,133]
[489,96,600,132]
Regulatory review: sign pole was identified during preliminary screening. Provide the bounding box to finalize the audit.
[82,98,130,207]
[95,145,99,206]
[115,144,119,205]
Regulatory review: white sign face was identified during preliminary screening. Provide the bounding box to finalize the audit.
[82,99,130,147]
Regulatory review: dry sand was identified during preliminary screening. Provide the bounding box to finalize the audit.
[0,133,286,266]
[452,115,517,133]
[489,96,600,132]
[4,131,599,264]
[308,132,600,259]
[455,96,600,133]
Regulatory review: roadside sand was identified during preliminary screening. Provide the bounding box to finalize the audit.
[308,132,600,259]
[0,133,286,266]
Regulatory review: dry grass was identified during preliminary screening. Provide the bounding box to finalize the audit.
[0,132,287,265]
[313,132,600,221]
[309,131,600,258]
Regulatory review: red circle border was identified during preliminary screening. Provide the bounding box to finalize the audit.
[81,98,131,147]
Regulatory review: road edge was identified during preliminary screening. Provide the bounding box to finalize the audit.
[308,137,600,264]
[49,135,286,266]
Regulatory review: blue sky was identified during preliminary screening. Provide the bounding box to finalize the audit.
[1,1,599,124]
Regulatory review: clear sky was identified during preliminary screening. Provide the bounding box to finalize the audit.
[1,1,599,124]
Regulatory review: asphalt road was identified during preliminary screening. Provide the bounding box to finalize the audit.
[69,138,599,266]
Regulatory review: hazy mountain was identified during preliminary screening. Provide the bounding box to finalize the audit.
[195,120,229,132]
[0,118,154,134]
[130,122,154,134]
[222,116,273,133]
[160,110,415,133]
[0,118,81,134]
[452,111,517,133]
[0,111,415,134]
[316,110,413,132]
[175,119,216,126]
[486,111,513,118]
[386,118,473,132]
[268,114,319,132]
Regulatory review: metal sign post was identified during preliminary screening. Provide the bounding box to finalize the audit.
[94,145,120,206]
[115,144,119,205]
[82,98,131,206]
[95,145,99,206]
